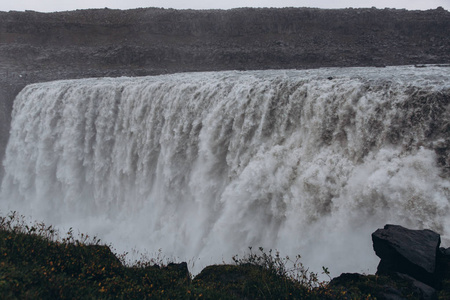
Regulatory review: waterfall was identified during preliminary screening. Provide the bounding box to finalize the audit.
[1,66,450,276]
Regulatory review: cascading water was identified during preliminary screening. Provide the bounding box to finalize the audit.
[1,66,450,277]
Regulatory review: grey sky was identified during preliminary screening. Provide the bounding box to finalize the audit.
[1,0,449,12]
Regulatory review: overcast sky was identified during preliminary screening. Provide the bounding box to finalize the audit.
[0,0,449,12]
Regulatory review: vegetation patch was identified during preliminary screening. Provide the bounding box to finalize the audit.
[0,211,448,299]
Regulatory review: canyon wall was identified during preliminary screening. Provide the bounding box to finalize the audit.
[0,6,450,174]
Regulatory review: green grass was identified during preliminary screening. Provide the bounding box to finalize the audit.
[0,211,447,299]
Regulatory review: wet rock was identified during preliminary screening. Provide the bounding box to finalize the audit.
[379,286,407,300]
[440,247,450,256]
[372,224,441,287]
[396,273,437,300]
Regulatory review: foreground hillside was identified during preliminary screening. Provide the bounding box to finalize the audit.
[1,212,449,299]
[0,212,349,299]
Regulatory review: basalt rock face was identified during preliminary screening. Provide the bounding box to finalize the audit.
[0,6,450,178]
[329,225,449,299]
[372,225,441,287]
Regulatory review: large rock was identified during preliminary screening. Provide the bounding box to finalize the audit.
[372,224,441,287]
[396,273,437,300]
[329,272,437,300]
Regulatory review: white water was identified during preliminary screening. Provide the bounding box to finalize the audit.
[1,66,450,277]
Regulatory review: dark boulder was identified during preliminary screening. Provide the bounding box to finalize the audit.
[440,247,450,256]
[329,272,434,300]
[372,224,441,287]
[378,286,408,300]
[396,273,437,300]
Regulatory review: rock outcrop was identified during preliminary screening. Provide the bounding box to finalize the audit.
[371,224,450,299]
[372,224,441,287]
[329,225,450,299]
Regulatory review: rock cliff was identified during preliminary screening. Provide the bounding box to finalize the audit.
[0,6,450,175]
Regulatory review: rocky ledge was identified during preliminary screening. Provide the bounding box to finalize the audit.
[330,225,450,299]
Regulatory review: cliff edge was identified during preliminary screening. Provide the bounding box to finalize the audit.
[0,6,450,174]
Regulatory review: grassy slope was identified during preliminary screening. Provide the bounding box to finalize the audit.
[0,213,448,299]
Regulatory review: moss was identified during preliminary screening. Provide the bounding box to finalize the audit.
[0,215,192,299]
